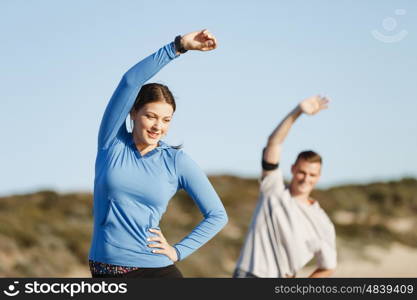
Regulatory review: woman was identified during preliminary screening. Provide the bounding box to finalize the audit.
[88,30,228,278]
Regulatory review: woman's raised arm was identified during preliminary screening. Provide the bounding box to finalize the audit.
[98,29,217,150]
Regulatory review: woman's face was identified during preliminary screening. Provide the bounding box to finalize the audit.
[131,101,174,147]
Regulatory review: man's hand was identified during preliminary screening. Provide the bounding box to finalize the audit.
[181,29,217,51]
[147,228,179,262]
[309,268,335,278]
[299,95,329,115]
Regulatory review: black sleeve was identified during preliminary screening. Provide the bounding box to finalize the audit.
[262,148,279,171]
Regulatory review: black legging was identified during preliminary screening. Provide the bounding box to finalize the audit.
[92,264,183,278]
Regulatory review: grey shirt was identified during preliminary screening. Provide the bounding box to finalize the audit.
[235,168,337,277]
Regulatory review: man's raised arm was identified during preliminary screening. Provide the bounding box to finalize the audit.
[262,95,329,178]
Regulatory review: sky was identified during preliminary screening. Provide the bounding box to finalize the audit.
[0,0,416,195]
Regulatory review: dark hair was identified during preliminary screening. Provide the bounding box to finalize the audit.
[295,150,322,165]
[132,83,176,113]
[131,83,181,149]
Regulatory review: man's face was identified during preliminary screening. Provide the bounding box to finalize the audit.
[290,159,322,196]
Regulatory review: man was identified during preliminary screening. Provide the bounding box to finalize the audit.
[234,95,337,278]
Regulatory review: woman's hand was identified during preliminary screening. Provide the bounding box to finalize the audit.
[147,228,179,262]
[181,29,217,51]
[299,95,330,115]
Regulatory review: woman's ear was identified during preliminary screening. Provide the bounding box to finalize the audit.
[129,109,136,121]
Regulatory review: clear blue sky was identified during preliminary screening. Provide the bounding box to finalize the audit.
[1,0,416,195]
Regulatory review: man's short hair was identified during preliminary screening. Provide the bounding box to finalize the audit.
[295,150,322,165]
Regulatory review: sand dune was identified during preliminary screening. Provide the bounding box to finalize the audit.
[298,242,417,278]
[64,242,417,278]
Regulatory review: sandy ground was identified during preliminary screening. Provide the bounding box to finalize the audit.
[298,242,417,278]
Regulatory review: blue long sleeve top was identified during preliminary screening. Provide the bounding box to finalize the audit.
[88,42,228,267]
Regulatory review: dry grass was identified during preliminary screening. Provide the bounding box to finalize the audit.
[0,177,416,277]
